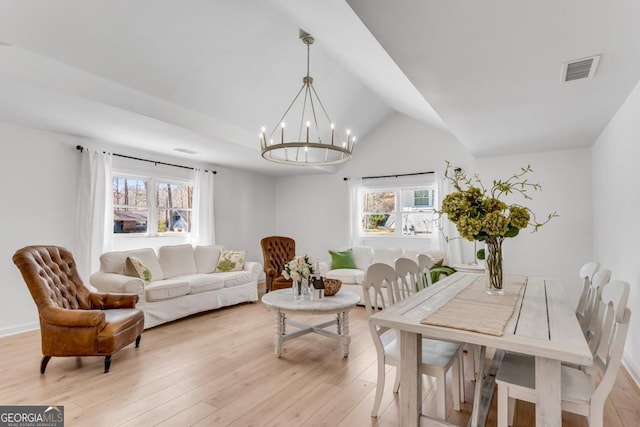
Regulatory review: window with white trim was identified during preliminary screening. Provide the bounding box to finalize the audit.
[112,175,193,235]
[360,184,436,238]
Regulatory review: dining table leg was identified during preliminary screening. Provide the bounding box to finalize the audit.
[535,356,562,427]
[400,330,422,427]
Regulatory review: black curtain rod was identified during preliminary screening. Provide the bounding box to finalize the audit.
[343,171,434,181]
[76,145,216,174]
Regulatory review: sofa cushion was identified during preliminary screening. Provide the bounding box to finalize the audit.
[326,268,365,285]
[216,250,246,272]
[373,247,404,266]
[194,245,225,273]
[349,246,375,270]
[125,256,152,281]
[144,279,190,302]
[100,248,164,281]
[158,244,197,279]
[182,274,225,294]
[216,271,254,288]
[329,249,357,270]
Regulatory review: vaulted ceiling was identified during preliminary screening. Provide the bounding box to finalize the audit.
[1,1,639,175]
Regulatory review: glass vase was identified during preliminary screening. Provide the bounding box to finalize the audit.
[292,278,309,299]
[292,280,303,299]
[485,238,505,295]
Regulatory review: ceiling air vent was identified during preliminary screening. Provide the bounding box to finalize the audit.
[561,55,600,82]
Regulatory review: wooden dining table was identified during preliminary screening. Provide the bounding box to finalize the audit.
[368,272,592,427]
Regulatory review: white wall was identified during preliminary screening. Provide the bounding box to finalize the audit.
[0,122,80,335]
[276,114,593,300]
[0,121,276,337]
[592,78,640,385]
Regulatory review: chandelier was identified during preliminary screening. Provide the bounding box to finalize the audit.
[260,30,355,166]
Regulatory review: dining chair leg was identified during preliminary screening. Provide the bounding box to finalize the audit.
[497,382,509,427]
[589,403,604,427]
[452,356,461,411]
[508,396,515,427]
[371,359,386,417]
[435,370,447,420]
[392,367,401,393]
[458,352,466,403]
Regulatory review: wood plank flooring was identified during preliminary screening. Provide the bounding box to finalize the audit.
[0,286,638,426]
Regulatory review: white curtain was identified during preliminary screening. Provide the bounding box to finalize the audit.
[75,148,113,283]
[191,168,215,246]
[436,172,463,265]
[347,178,363,247]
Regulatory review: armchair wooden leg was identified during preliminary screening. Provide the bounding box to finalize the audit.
[40,356,52,374]
[135,335,141,348]
[104,355,111,373]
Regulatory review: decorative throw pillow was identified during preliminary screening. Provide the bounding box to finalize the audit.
[125,256,152,281]
[215,250,246,272]
[329,249,357,270]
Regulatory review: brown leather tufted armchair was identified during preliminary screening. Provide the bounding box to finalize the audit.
[13,245,145,374]
[260,236,296,292]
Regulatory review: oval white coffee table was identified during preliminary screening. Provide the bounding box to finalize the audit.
[261,289,360,358]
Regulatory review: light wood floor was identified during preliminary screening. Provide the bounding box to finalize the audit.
[1,288,638,426]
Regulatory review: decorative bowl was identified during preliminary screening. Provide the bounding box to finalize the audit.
[323,278,342,296]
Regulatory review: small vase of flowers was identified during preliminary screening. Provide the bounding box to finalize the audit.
[439,162,557,294]
[282,255,316,299]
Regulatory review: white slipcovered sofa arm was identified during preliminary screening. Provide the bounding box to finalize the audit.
[244,261,263,280]
[90,272,144,295]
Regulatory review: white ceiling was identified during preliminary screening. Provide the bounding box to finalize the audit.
[0,1,639,175]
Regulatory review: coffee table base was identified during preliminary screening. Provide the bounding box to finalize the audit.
[273,311,351,358]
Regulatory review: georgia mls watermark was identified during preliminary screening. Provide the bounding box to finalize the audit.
[0,406,64,427]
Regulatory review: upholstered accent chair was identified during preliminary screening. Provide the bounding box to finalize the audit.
[13,245,144,373]
[260,236,295,292]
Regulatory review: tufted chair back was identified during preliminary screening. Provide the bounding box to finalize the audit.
[14,246,93,312]
[260,236,296,292]
[13,245,145,374]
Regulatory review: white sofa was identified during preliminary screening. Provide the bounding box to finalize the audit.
[90,244,262,328]
[325,246,446,304]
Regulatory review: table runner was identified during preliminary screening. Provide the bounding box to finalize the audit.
[420,275,527,336]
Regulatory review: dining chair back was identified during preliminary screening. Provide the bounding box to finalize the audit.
[582,269,611,338]
[417,253,434,288]
[576,261,600,322]
[361,263,463,419]
[395,257,421,298]
[496,279,632,427]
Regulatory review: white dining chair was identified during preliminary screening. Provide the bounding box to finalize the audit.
[362,263,463,419]
[395,257,421,298]
[576,260,600,323]
[495,280,632,427]
[581,269,611,339]
[417,253,434,288]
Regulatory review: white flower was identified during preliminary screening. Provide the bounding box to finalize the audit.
[282,254,315,281]
[291,271,301,281]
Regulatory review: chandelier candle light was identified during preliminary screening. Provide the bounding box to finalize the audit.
[260,30,355,166]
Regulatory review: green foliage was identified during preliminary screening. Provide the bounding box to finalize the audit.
[438,161,558,242]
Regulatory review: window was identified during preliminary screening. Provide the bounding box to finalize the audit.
[112,175,192,235]
[360,185,436,238]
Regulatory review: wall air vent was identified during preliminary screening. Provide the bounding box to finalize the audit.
[561,55,600,82]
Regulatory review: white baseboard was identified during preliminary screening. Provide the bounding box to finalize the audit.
[0,322,38,338]
[622,352,640,390]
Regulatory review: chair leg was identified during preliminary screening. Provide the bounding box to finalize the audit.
[371,360,386,417]
[40,356,52,374]
[458,352,466,403]
[435,370,446,420]
[135,335,141,348]
[392,367,401,393]
[497,383,508,427]
[452,357,461,411]
[104,355,112,373]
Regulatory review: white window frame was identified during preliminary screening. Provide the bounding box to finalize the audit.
[112,172,193,238]
[359,181,437,240]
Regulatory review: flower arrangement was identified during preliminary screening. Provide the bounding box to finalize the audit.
[282,255,315,282]
[439,162,557,292]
